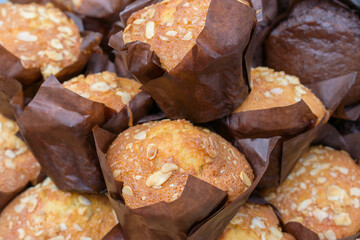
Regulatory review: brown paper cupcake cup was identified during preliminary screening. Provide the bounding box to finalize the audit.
[213,73,356,187]
[110,0,257,123]
[14,75,153,193]
[94,124,278,240]
[0,78,47,211]
[0,6,102,87]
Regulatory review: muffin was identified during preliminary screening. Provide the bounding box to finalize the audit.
[265,0,360,107]
[106,119,254,209]
[62,71,142,112]
[235,67,326,124]
[123,0,250,71]
[0,113,40,205]
[0,2,82,78]
[219,203,295,240]
[264,146,360,239]
[0,178,118,239]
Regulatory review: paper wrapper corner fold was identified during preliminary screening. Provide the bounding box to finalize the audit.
[213,72,357,188]
[9,75,153,193]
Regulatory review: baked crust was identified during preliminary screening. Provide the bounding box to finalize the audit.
[264,146,360,239]
[219,203,295,240]
[0,2,82,78]
[0,113,40,193]
[235,67,326,124]
[0,178,118,240]
[123,0,249,71]
[106,119,254,209]
[62,71,141,112]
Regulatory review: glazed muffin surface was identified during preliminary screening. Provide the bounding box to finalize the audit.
[0,2,82,78]
[264,146,360,240]
[123,0,249,71]
[235,67,326,124]
[62,71,142,112]
[219,203,295,240]
[0,178,117,240]
[106,119,254,209]
[0,113,40,193]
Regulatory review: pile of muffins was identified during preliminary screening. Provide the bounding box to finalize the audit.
[0,0,359,239]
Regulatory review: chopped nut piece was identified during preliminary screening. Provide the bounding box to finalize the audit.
[78,196,91,206]
[145,21,155,39]
[134,131,147,140]
[161,163,178,173]
[182,32,192,40]
[122,186,134,197]
[146,170,172,188]
[240,171,252,187]
[146,143,158,160]
[16,32,38,42]
[166,31,177,37]
[334,213,352,226]
[90,82,111,92]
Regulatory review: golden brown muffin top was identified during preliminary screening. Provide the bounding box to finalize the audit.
[0,2,81,78]
[0,113,40,193]
[106,119,254,209]
[123,0,249,71]
[235,67,326,124]
[62,71,142,112]
[0,178,118,240]
[264,146,360,240]
[219,203,295,240]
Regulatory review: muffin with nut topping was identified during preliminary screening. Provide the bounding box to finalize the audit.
[106,119,254,209]
[122,0,250,71]
[0,178,117,240]
[0,2,82,78]
[62,71,142,112]
[219,203,295,240]
[264,146,360,239]
[0,113,41,208]
[235,67,326,124]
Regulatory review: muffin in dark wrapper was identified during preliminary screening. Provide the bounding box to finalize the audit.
[14,73,153,193]
[10,0,133,20]
[265,0,360,120]
[219,202,295,240]
[0,2,101,87]
[0,178,118,239]
[0,113,42,211]
[264,146,360,240]
[214,67,333,188]
[93,120,278,240]
[110,0,256,123]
